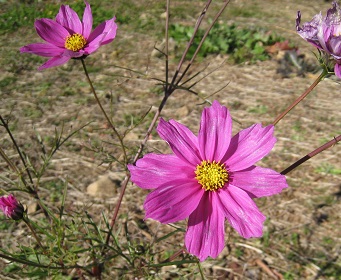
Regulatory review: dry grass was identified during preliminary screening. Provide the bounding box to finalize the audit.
[0,0,340,279]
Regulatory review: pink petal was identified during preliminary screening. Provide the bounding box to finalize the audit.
[144,181,204,223]
[87,17,117,46]
[63,49,85,58]
[20,43,64,57]
[0,197,8,210]
[128,153,194,189]
[222,124,276,171]
[55,4,82,34]
[231,166,288,198]
[83,33,106,54]
[38,55,71,70]
[8,195,17,205]
[169,119,199,149]
[316,23,329,53]
[334,63,341,79]
[185,192,225,261]
[82,1,93,39]
[157,118,201,166]
[198,100,232,162]
[217,185,266,238]
[100,18,118,45]
[329,35,341,56]
[35,19,69,47]
[0,195,19,218]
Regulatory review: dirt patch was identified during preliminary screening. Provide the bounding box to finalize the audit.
[0,0,340,279]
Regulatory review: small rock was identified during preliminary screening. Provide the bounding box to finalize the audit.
[87,174,121,198]
[175,105,189,118]
[27,201,38,215]
[160,12,167,19]
[124,131,139,141]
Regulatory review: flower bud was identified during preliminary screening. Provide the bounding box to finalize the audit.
[0,194,25,221]
[296,2,341,78]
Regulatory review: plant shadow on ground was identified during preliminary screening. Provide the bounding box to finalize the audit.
[0,0,340,279]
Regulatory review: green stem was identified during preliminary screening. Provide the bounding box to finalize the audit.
[80,58,127,165]
[272,70,327,126]
[161,247,187,263]
[0,115,35,192]
[104,93,170,248]
[0,116,50,220]
[23,216,44,251]
[0,252,84,269]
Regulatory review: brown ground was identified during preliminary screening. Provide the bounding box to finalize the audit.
[0,0,340,279]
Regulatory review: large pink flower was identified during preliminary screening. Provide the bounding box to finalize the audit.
[128,101,288,261]
[20,1,117,70]
[0,194,24,220]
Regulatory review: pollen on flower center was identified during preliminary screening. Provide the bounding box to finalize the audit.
[195,160,229,191]
[65,33,86,51]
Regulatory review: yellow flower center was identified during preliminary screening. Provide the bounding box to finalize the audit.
[65,33,87,51]
[195,160,229,191]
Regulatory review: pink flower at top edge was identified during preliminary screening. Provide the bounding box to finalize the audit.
[128,101,288,262]
[20,0,117,70]
[296,1,341,78]
[0,194,24,220]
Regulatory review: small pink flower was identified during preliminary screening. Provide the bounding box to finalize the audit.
[0,194,24,220]
[128,101,288,261]
[20,1,117,70]
[296,1,341,78]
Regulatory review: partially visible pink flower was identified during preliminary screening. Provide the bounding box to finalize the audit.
[128,101,288,261]
[296,1,341,78]
[0,194,24,220]
[20,1,117,70]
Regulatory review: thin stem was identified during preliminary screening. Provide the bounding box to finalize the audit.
[0,115,35,191]
[0,252,84,269]
[174,0,230,90]
[80,58,127,165]
[23,216,44,251]
[197,260,206,279]
[168,0,212,90]
[161,248,187,263]
[0,116,50,219]
[104,94,170,247]
[0,146,20,176]
[281,134,340,175]
[165,0,170,92]
[273,70,327,125]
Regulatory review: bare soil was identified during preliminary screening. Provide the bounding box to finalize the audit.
[0,0,340,279]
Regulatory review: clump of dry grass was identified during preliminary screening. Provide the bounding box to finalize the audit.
[0,0,340,279]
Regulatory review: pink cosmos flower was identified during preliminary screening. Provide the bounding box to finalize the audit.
[296,1,341,78]
[0,194,25,220]
[20,1,117,70]
[128,101,288,261]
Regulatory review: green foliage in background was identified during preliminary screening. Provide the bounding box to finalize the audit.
[0,0,164,35]
[169,22,286,63]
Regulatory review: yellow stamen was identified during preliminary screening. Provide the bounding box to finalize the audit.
[195,160,229,191]
[65,33,86,51]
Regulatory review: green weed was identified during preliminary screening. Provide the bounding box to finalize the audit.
[0,0,161,34]
[235,247,244,258]
[169,22,287,63]
[0,2,59,34]
[0,77,17,89]
[315,163,341,175]
[248,104,268,114]
[22,105,43,119]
